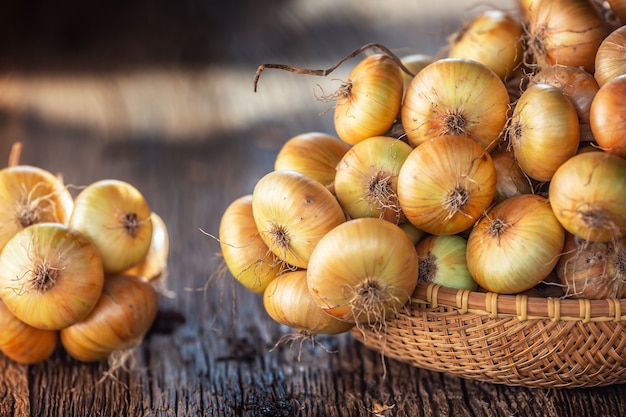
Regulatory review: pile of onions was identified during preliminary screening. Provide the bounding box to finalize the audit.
[227,0,626,349]
[0,143,167,365]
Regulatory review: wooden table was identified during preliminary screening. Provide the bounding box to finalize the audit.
[0,0,625,415]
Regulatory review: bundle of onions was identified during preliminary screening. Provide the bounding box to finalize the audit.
[397,134,497,235]
[589,74,626,158]
[334,136,412,223]
[306,217,418,327]
[415,234,477,291]
[508,83,580,182]
[219,195,283,294]
[549,151,626,242]
[467,194,565,294]
[490,146,534,204]
[525,0,609,74]
[334,54,404,146]
[557,232,626,299]
[401,57,509,151]
[594,24,626,87]
[274,132,351,188]
[448,10,524,80]
[252,170,345,269]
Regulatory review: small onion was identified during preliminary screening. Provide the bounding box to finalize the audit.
[219,195,282,294]
[0,222,104,330]
[549,151,626,242]
[557,233,626,299]
[466,194,565,294]
[589,74,626,158]
[70,179,153,274]
[274,132,351,187]
[263,270,355,335]
[415,234,477,291]
[397,135,497,235]
[60,274,158,362]
[401,57,510,150]
[334,136,412,223]
[252,170,345,269]
[594,24,626,87]
[334,54,404,145]
[307,217,419,326]
[508,83,579,181]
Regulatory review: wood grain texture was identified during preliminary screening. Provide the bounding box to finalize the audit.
[0,0,625,416]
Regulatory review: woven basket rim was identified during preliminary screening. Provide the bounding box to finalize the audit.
[411,282,626,322]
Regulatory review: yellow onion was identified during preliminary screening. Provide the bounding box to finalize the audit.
[549,151,626,242]
[334,136,412,223]
[526,0,609,74]
[60,274,158,362]
[415,234,477,291]
[252,170,345,269]
[263,270,355,335]
[0,222,104,330]
[401,57,509,151]
[448,10,524,80]
[334,54,403,145]
[124,212,169,282]
[0,165,74,252]
[594,25,626,87]
[219,195,282,294]
[508,83,579,181]
[397,135,497,235]
[70,179,153,274]
[0,299,58,364]
[589,74,626,158]
[557,232,626,299]
[466,194,565,294]
[274,132,351,187]
[490,146,534,204]
[307,217,418,326]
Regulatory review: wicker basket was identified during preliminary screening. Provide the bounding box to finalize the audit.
[351,282,626,389]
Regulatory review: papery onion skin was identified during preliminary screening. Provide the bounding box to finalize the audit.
[594,24,626,87]
[490,146,534,204]
[124,212,169,282]
[70,179,153,275]
[0,222,104,330]
[334,136,412,223]
[252,170,345,269]
[589,74,626,159]
[219,195,282,294]
[263,270,355,335]
[401,57,509,151]
[0,165,74,252]
[274,132,351,187]
[549,151,626,242]
[415,234,477,291]
[509,83,579,182]
[397,135,497,235]
[466,194,565,294]
[306,217,419,325]
[60,274,158,362]
[334,54,404,146]
[0,298,58,364]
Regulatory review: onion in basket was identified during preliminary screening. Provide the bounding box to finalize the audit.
[415,234,477,291]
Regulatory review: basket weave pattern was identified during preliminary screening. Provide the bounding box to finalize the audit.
[352,283,626,389]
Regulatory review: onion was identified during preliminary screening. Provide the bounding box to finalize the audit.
[466,194,565,294]
[219,195,282,294]
[490,146,534,204]
[594,24,626,87]
[448,10,524,80]
[589,73,626,158]
[334,54,404,145]
[124,212,169,282]
[252,170,345,269]
[402,58,509,150]
[306,217,418,326]
[557,232,626,299]
[0,222,104,330]
[334,136,412,223]
[397,134,497,235]
[274,132,351,187]
[400,53,435,93]
[415,234,477,290]
[508,83,580,182]
[549,151,626,242]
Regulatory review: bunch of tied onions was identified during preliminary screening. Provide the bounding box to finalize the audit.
[0,143,168,366]
[218,0,626,354]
